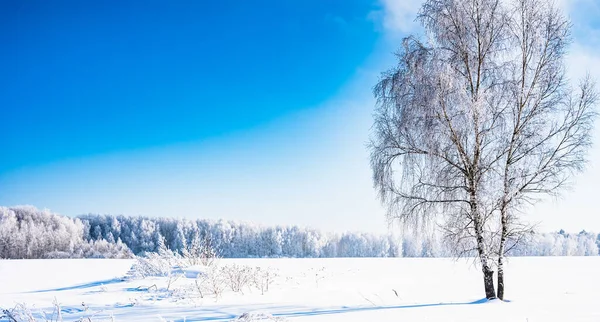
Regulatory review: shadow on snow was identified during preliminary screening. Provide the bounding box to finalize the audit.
[155,299,492,322]
[26,278,124,293]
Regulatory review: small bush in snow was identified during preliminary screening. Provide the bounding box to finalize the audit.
[309,267,327,287]
[1,299,112,322]
[180,233,219,267]
[221,264,254,294]
[195,264,227,299]
[2,304,37,322]
[235,311,285,322]
[252,267,278,295]
[130,252,175,278]
[129,236,182,278]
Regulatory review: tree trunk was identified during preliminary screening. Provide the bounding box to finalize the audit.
[470,190,496,299]
[479,238,496,300]
[483,266,496,299]
[497,256,505,300]
[497,198,509,300]
[497,210,508,300]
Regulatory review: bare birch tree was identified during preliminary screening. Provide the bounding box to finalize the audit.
[494,0,597,300]
[370,0,596,300]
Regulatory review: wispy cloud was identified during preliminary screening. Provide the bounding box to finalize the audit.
[375,0,599,80]
[557,0,600,81]
[369,0,422,35]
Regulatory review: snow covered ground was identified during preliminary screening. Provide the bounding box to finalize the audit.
[1,257,599,321]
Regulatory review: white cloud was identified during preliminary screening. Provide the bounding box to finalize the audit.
[557,0,600,81]
[567,44,600,82]
[370,0,422,34]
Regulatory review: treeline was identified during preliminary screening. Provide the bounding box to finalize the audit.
[77,213,600,258]
[0,206,132,259]
[509,230,599,256]
[77,213,404,258]
[1,206,599,259]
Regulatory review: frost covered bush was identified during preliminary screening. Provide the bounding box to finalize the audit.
[130,253,176,278]
[129,237,181,278]
[1,300,112,322]
[2,304,39,322]
[188,264,228,299]
[130,241,278,300]
[129,232,220,278]
[180,233,219,267]
[191,264,278,299]
[128,235,228,300]
[235,311,285,322]
[309,267,327,287]
[252,267,278,295]
[221,264,254,293]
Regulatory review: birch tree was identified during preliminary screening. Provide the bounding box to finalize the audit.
[495,0,597,300]
[370,0,596,299]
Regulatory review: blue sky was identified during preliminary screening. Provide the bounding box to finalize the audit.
[1,0,379,170]
[1,0,599,233]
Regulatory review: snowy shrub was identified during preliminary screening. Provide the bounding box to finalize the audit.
[129,232,220,280]
[1,300,112,322]
[252,267,278,295]
[129,237,180,278]
[234,311,285,322]
[195,264,227,299]
[180,233,219,267]
[189,264,279,299]
[221,264,254,293]
[309,267,327,287]
[130,253,174,278]
[2,303,38,322]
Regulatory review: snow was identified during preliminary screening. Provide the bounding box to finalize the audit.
[170,265,208,279]
[1,257,599,321]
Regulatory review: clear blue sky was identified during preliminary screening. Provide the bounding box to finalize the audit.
[1,0,378,170]
[1,0,599,233]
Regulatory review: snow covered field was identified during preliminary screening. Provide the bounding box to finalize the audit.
[1,257,599,321]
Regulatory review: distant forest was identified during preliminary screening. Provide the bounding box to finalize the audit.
[1,206,598,259]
